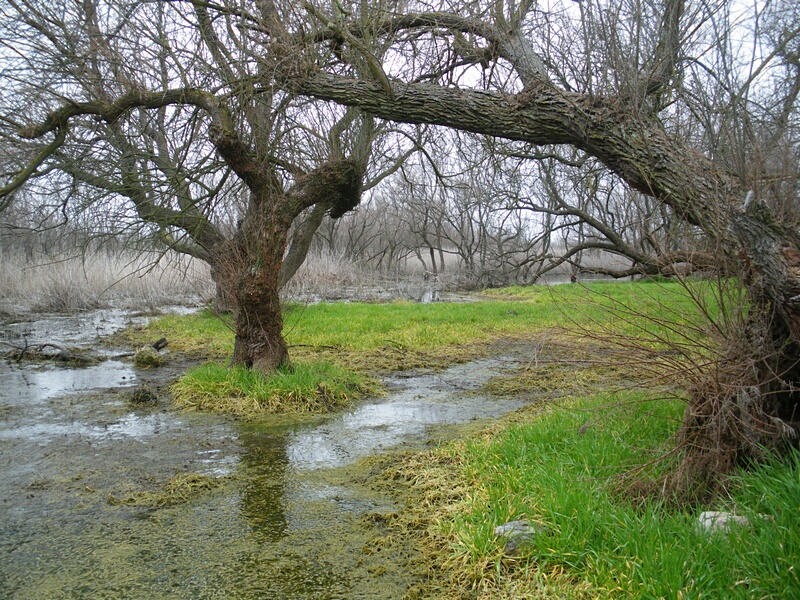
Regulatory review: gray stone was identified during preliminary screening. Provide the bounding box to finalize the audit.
[697,511,750,535]
[494,520,543,555]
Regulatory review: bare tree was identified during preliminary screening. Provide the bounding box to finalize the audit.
[3,0,800,471]
[0,0,417,373]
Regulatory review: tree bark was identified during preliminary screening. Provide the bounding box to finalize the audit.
[225,159,363,374]
[291,75,734,240]
[227,197,293,373]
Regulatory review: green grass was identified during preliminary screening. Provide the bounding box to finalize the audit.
[486,280,730,347]
[114,310,234,358]
[129,280,721,416]
[436,393,800,598]
[172,360,380,417]
[132,280,714,363]
[120,278,800,595]
[281,279,726,377]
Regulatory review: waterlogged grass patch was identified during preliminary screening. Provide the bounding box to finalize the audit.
[172,361,380,417]
[369,443,598,598]
[119,281,714,371]
[112,309,233,358]
[107,473,221,508]
[291,341,486,373]
[481,357,642,400]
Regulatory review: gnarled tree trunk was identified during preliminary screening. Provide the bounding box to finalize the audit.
[221,159,363,375]
[227,198,293,372]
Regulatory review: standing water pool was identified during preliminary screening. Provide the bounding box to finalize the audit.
[0,308,526,599]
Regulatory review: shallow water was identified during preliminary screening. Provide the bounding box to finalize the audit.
[0,308,526,599]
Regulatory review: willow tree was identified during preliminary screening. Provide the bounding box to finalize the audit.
[0,0,415,373]
[270,0,800,474]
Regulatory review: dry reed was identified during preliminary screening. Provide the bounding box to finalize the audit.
[0,248,214,312]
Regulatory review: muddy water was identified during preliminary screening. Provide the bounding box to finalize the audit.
[0,309,525,599]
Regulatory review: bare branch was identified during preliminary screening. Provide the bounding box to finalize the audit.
[0,127,66,209]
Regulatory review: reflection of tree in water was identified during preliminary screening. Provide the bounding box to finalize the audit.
[233,431,358,598]
[238,430,290,543]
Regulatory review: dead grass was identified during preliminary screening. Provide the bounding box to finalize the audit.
[0,248,214,312]
[107,472,222,508]
[369,441,599,600]
[290,341,487,374]
[282,248,367,291]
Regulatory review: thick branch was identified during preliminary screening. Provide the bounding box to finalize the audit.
[285,158,363,219]
[291,73,739,240]
[10,87,273,197]
[20,89,222,138]
[307,11,549,85]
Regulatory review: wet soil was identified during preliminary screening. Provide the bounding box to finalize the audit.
[0,308,533,599]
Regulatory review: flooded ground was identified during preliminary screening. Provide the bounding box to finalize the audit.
[0,308,528,599]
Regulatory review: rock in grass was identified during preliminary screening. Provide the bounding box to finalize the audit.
[696,511,750,534]
[494,520,545,555]
[133,346,164,368]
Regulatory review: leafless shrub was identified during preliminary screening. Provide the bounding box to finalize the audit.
[560,269,799,500]
[678,299,799,487]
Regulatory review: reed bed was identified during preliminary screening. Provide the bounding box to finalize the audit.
[0,249,214,312]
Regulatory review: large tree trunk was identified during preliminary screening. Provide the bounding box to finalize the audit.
[725,203,800,436]
[224,160,363,375]
[232,271,289,373]
[227,198,293,373]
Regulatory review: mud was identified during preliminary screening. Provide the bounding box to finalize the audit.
[0,308,531,599]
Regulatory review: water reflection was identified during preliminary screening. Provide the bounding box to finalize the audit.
[0,310,531,598]
[237,429,290,543]
[0,360,137,405]
[285,360,527,470]
[0,306,194,349]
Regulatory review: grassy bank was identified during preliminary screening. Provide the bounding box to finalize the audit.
[126,279,712,416]
[389,394,799,599]
[132,279,713,367]
[172,361,380,416]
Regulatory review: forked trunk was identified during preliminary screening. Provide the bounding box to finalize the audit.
[226,199,293,374]
[219,159,363,376]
